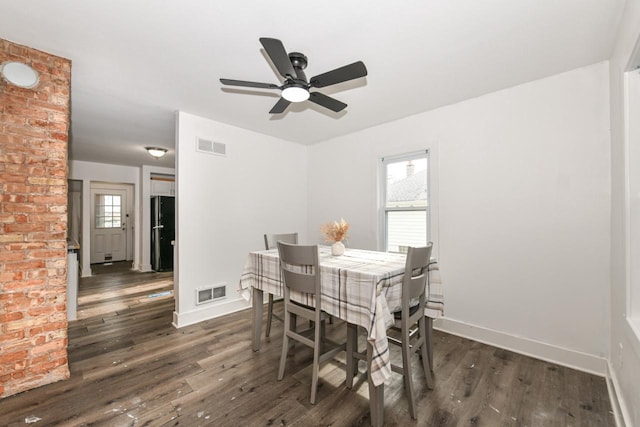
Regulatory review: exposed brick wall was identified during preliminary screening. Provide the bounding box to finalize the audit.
[0,38,71,398]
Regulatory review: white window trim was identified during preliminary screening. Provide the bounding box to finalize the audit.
[379,148,438,255]
[625,66,640,342]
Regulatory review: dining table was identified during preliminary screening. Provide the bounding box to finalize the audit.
[238,245,444,427]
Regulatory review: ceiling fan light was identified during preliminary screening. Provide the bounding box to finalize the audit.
[282,86,309,103]
[146,147,168,158]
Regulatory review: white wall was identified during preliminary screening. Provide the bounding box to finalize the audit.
[608,0,640,423]
[308,62,611,374]
[69,160,141,277]
[174,112,308,327]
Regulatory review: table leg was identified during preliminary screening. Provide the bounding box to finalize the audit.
[252,287,263,351]
[367,340,384,427]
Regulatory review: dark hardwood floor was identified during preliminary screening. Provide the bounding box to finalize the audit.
[0,270,615,426]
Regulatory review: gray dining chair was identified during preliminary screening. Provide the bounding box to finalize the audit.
[387,243,434,420]
[276,241,345,404]
[263,232,298,337]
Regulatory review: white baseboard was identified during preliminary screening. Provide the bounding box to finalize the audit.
[172,297,249,328]
[435,317,607,376]
[139,263,153,272]
[607,361,632,427]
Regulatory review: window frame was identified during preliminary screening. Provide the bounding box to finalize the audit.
[626,66,640,339]
[379,150,430,253]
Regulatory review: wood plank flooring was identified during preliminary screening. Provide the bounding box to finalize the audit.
[76,267,173,320]
[0,270,615,426]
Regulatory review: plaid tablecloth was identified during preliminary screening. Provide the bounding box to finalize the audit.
[238,245,444,386]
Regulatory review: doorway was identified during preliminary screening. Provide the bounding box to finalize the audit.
[90,182,134,265]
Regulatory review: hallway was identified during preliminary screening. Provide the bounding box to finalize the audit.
[77,267,173,320]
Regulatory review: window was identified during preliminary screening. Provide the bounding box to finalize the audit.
[628,68,640,332]
[380,151,429,253]
[95,194,122,229]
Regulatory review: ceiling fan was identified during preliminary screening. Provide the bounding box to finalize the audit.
[220,38,368,114]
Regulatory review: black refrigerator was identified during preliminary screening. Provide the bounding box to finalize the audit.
[151,196,175,272]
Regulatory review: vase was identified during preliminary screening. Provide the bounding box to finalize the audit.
[331,241,345,256]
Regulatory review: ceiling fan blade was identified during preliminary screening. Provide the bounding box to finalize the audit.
[310,61,368,88]
[220,78,279,89]
[308,92,347,112]
[269,97,291,114]
[259,38,297,79]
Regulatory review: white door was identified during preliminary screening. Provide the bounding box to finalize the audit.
[90,189,127,263]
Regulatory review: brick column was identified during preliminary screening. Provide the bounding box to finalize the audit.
[0,38,71,398]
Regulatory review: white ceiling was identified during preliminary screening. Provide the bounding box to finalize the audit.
[0,0,626,168]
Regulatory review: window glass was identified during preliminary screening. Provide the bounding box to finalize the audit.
[381,153,429,252]
[95,194,122,229]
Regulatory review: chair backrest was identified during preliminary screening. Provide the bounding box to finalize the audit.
[402,244,433,318]
[264,232,298,250]
[277,241,321,309]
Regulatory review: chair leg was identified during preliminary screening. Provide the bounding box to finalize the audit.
[290,314,297,350]
[402,325,417,419]
[265,294,274,338]
[310,319,322,404]
[419,317,434,389]
[277,313,289,381]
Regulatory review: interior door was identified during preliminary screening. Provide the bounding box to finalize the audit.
[90,189,127,263]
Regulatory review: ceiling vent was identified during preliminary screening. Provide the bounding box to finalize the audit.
[196,137,226,157]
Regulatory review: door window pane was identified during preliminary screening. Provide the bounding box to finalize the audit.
[95,194,122,229]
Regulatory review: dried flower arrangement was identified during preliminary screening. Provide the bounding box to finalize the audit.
[321,218,350,242]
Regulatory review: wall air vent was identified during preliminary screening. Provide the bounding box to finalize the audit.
[196,284,226,305]
[196,137,226,156]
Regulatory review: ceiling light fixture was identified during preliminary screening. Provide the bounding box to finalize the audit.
[146,147,168,159]
[0,61,40,89]
[281,84,310,103]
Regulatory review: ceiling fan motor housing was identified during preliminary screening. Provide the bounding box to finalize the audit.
[287,52,308,83]
[288,52,308,70]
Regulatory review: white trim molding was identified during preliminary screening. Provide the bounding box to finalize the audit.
[172,297,249,329]
[607,361,630,427]
[435,317,608,376]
